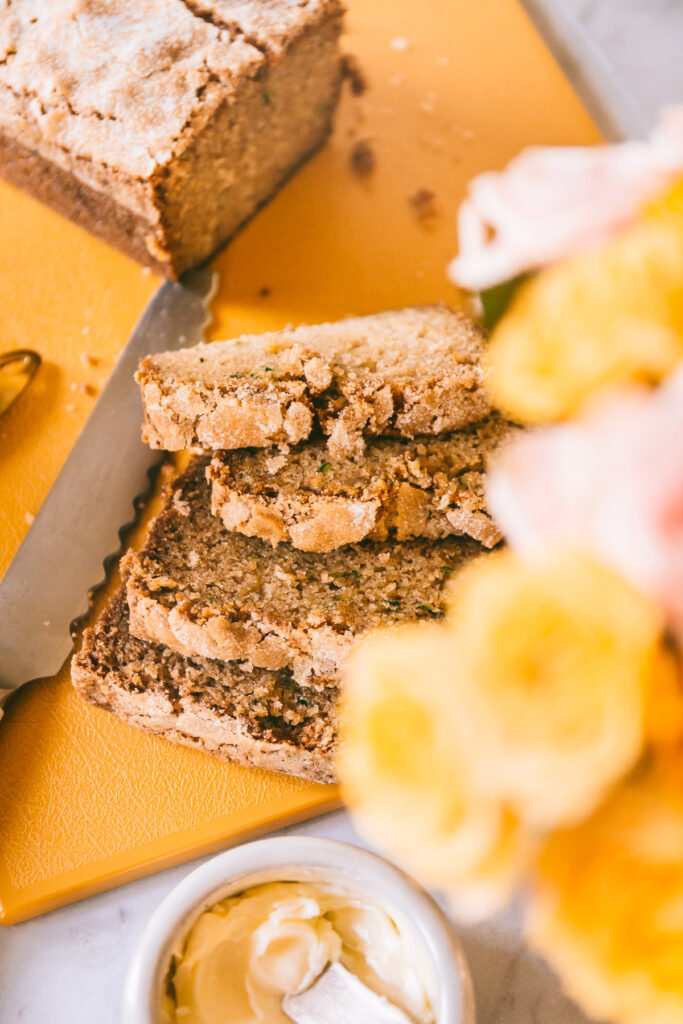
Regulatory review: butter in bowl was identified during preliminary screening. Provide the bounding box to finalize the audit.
[122,838,475,1024]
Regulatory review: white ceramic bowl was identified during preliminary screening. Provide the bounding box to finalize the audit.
[122,837,475,1024]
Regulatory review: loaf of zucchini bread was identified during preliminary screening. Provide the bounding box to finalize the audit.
[0,0,344,276]
[71,300,503,783]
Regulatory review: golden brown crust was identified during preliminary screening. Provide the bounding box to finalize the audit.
[180,0,346,56]
[137,305,491,451]
[71,589,337,784]
[208,418,516,552]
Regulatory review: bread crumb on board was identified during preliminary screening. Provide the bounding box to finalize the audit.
[70,381,98,397]
[341,53,368,95]
[409,188,439,226]
[390,36,411,52]
[349,139,376,178]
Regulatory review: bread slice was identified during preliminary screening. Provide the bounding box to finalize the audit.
[123,457,483,684]
[207,416,516,552]
[136,305,490,457]
[71,589,337,784]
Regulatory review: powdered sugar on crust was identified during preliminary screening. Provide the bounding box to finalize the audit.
[0,0,341,179]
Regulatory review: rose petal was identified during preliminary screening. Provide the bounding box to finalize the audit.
[449,107,683,291]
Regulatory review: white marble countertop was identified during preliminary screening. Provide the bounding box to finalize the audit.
[1,811,595,1024]
[558,0,683,124]
[1,4,682,1022]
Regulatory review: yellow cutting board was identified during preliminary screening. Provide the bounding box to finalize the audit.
[0,0,600,925]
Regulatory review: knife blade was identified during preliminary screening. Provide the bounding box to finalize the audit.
[0,267,215,701]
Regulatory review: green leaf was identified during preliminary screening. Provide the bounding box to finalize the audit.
[480,274,527,330]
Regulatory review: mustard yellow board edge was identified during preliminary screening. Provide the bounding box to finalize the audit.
[0,455,342,927]
[0,693,341,925]
[0,0,600,925]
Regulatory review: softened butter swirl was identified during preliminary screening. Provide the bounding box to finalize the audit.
[163,880,435,1024]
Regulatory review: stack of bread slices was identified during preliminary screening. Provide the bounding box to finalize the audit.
[72,305,515,784]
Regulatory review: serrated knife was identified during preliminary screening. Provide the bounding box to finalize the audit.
[0,267,215,707]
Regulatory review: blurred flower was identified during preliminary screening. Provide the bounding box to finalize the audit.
[340,547,670,921]
[448,107,683,292]
[484,195,683,421]
[529,747,683,1024]
[446,550,665,830]
[644,647,683,749]
[488,365,683,637]
[340,625,529,921]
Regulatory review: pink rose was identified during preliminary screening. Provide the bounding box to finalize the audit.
[448,107,683,291]
[488,365,683,635]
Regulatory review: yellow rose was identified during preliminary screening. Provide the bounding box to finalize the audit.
[486,186,683,423]
[340,626,528,920]
[446,550,665,830]
[529,747,683,1024]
